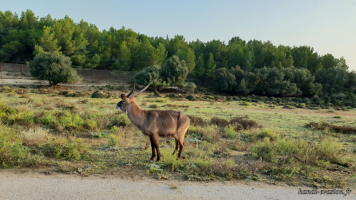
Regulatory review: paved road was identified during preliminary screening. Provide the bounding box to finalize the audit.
[0,172,354,200]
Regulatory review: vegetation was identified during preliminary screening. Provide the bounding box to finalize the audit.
[29,52,81,86]
[0,86,355,188]
[1,9,355,96]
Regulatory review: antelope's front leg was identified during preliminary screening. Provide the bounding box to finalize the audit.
[149,136,156,161]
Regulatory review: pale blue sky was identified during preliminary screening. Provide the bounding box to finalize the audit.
[1,0,356,70]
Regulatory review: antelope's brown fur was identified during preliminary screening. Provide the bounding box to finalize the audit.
[116,86,190,161]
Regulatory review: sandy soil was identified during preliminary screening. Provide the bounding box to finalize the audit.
[0,170,354,200]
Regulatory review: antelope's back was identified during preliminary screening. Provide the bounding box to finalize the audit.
[145,110,189,135]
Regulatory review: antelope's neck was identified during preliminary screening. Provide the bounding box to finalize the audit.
[127,102,145,128]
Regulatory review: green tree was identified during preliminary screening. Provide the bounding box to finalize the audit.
[34,26,61,54]
[194,54,205,77]
[133,56,189,88]
[29,52,81,86]
[205,53,216,78]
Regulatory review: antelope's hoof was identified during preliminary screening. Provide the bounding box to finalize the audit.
[150,157,155,161]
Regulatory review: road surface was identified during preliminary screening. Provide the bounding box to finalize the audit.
[0,172,354,200]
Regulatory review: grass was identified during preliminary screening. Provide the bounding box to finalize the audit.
[0,87,355,188]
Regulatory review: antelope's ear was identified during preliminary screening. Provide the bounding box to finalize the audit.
[120,94,127,100]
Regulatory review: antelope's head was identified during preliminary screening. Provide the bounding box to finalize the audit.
[116,83,151,113]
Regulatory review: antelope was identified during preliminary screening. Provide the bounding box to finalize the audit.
[116,83,190,161]
[217,96,226,103]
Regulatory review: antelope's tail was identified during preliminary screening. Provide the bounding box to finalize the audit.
[186,129,189,138]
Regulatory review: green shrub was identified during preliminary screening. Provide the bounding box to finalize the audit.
[49,138,88,160]
[248,138,276,162]
[334,115,342,119]
[224,125,236,139]
[37,113,55,125]
[110,114,132,127]
[152,98,166,103]
[84,119,97,130]
[161,152,183,171]
[29,52,82,86]
[0,133,38,167]
[108,134,122,146]
[316,138,343,162]
[257,129,280,141]
[6,111,34,125]
[149,104,158,108]
[240,101,250,106]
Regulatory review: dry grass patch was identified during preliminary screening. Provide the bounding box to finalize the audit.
[19,126,49,146]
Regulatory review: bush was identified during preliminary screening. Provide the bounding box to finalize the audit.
[257,129,280,141]
[29,52,82,86]
[149,104,158,108]
[249,138,276,162]
[0,133,38,167]
[90,91,112,98]
[108,134,122,146]
[18,127,49,146]
[110,114,132,127]
[316,138,343,162]
[224,125,236,139]
[47,137,88,160]
[210,117,229,128]
[133,56,189,87]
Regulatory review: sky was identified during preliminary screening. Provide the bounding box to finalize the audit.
[1,0,356,70]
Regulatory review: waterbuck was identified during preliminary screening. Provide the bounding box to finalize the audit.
[116,83,190,161]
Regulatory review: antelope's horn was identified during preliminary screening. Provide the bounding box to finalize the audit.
[131,82,152,97]
[126,83,135,97]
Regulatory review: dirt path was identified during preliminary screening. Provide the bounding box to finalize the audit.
[0,171,354,200]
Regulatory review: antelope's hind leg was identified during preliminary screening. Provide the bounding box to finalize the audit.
[172,135,179,155]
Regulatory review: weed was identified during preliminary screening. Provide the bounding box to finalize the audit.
[47,137,88,160]
[316,138,344,163]
[110,114,131,127]
[257,129,280,141]
[0,133,39,167]
[224,125,236,139]
[18,127,49,146]
[149,104,158,108]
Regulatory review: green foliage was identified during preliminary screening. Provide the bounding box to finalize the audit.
[316,138,343,162]
[108,134,122,146]
[1,9,355,97]
[29,52,81,86]
[133,55,189,87]
[224,125,236,139]
[258,129,280,141]
[0,133,37,167]
[110,114,132,127]
[50,138,88,160]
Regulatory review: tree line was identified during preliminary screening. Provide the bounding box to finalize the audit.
[1,10,355,97]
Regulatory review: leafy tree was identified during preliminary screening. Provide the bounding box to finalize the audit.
[314,68,349,94]
[29,52,81,86]
[133,56,188,88]
[205,53,216,78]
[34,26,61,54]
[117,41,131,70]
[70,54,86,67]
[194,53,205,77]
[214,68,236,90]
[175,47,195,73]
